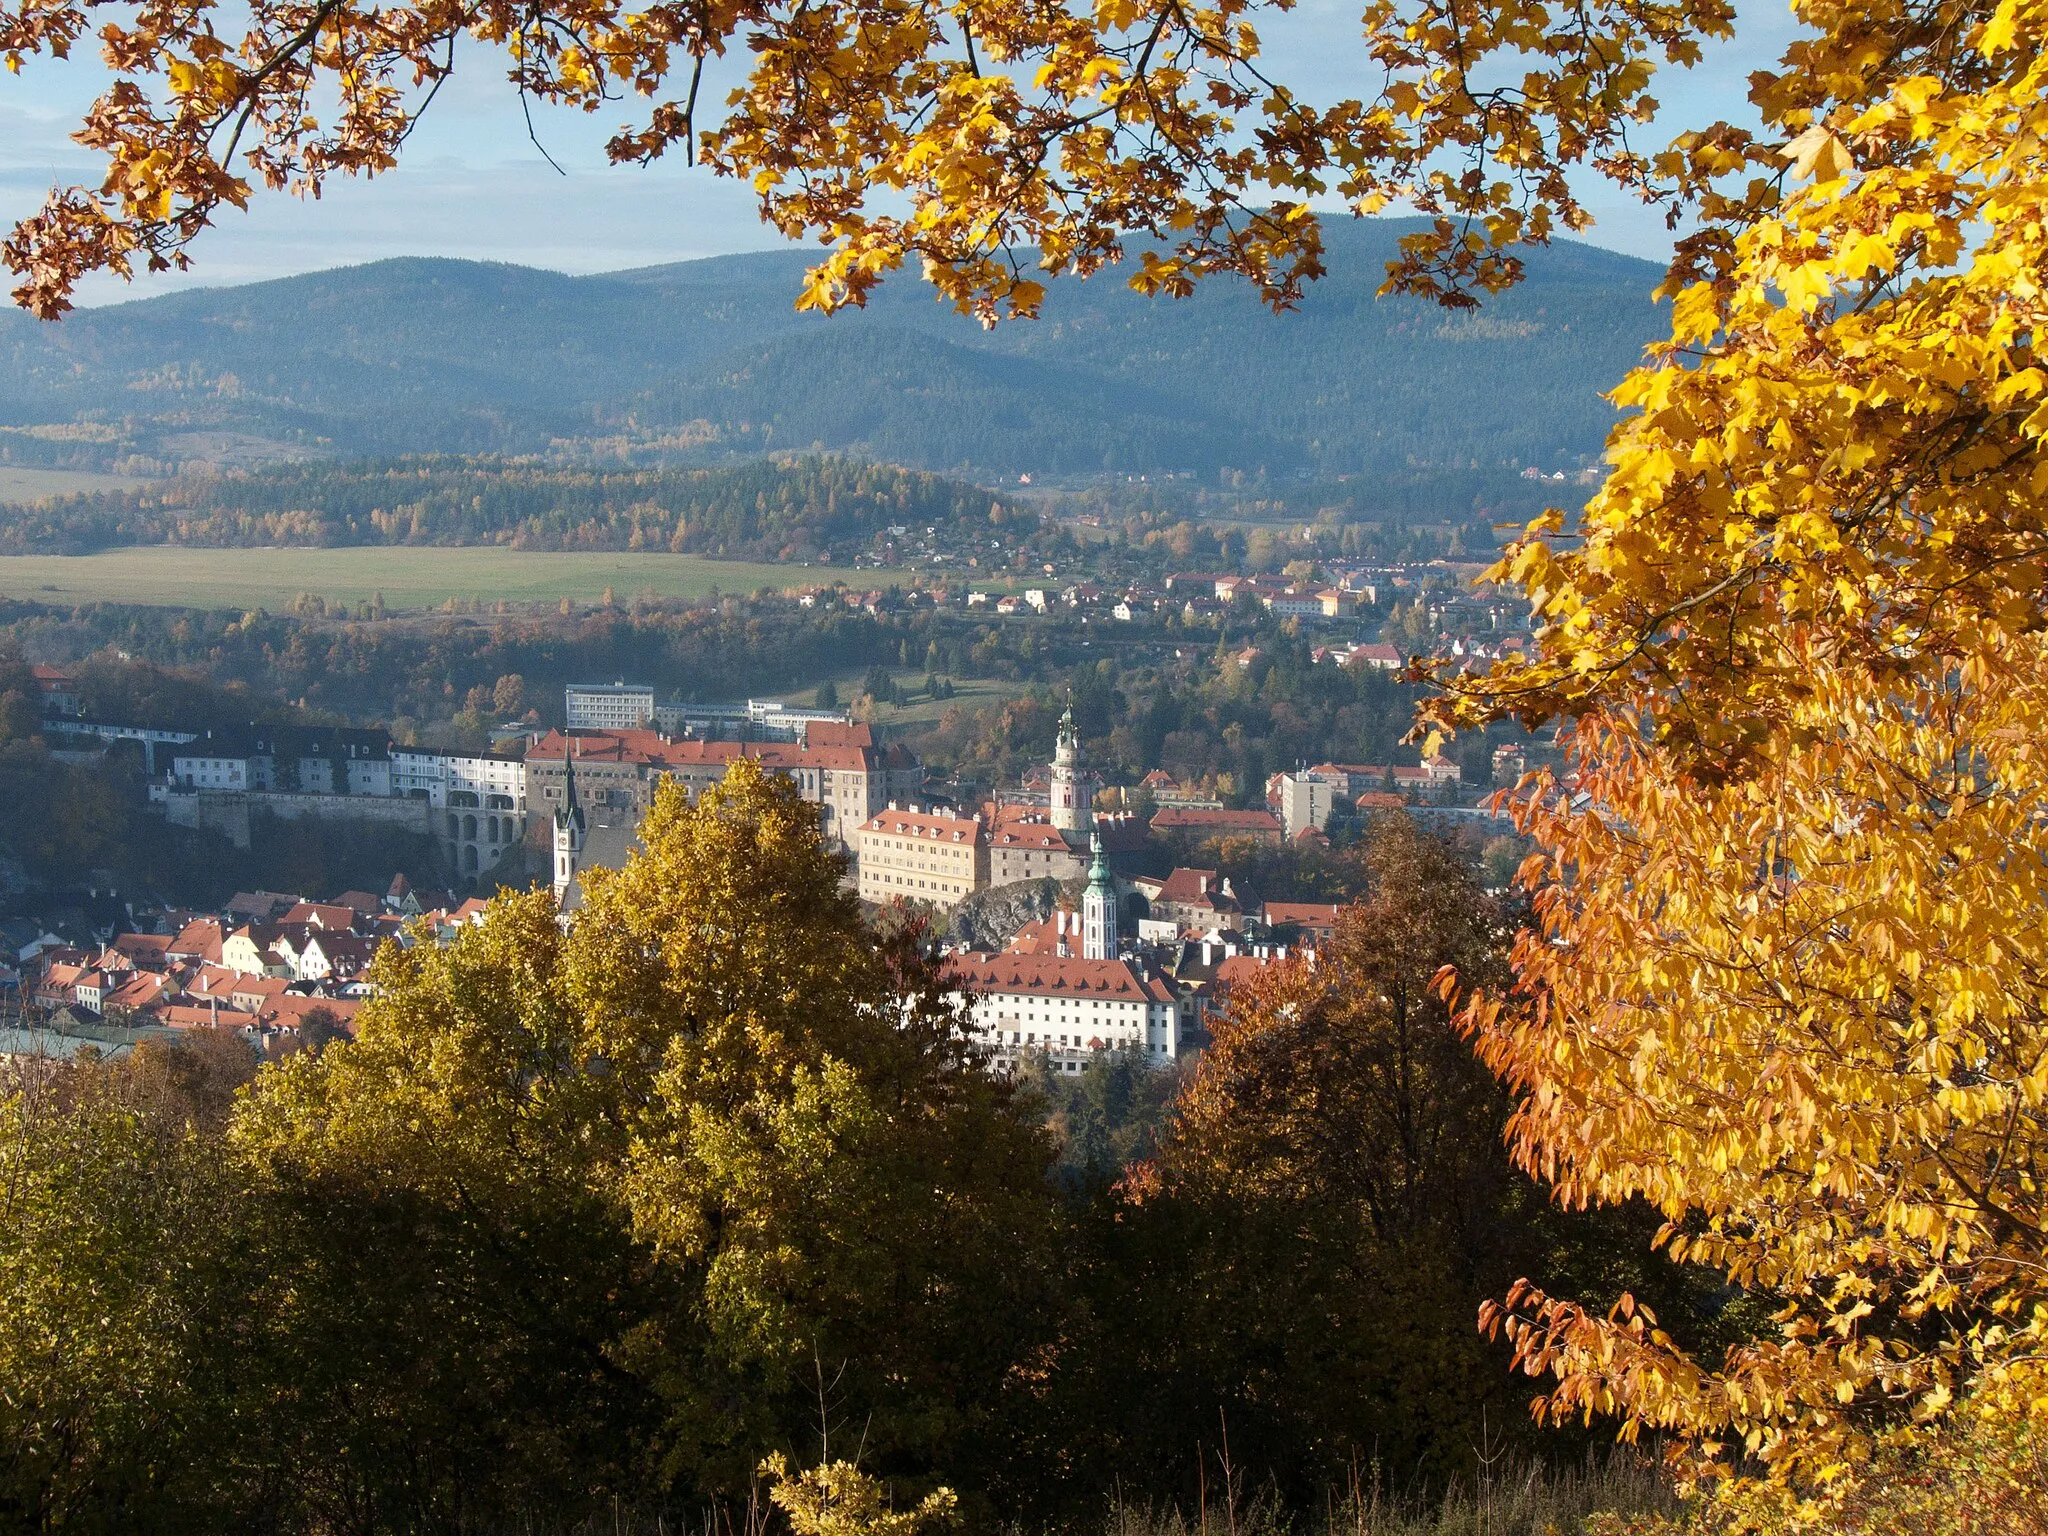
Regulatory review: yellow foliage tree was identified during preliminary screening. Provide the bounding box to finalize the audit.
[238,758,1058,1494]
[1407,0,2048,1495]
[761,1454,957,1536]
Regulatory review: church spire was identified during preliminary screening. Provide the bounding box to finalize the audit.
[553,739,586,909]
[557,739,584,827]
[1081,830,1117,961]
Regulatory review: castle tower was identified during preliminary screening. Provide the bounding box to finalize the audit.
[552,745,586,908]
[1081,831,1117,961]
[1050,705,1091,833]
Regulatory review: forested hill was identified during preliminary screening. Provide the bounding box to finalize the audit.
[0,220,1665,483]
[0,457,1008,559]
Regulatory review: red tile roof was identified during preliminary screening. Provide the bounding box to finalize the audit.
[527,729,880,774]
[167,918,226,962]
[157,1003,261,1031]
[1264,902,1343,928]
[283,902,360,931]
[107,933,173,967]
[1150,807,1283,835]
[860,809,986,842]
[945,953,1175,1002]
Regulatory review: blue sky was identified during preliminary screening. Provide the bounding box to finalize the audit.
[0,1,1801,307]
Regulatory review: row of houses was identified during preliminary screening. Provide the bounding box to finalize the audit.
[6,876,519,1059]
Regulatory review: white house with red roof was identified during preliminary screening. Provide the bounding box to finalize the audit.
[948,952,1185,1074]
[947,834,1185,1073]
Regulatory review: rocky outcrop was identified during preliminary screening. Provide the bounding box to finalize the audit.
[948,876,1081,952]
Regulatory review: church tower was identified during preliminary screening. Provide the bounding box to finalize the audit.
[1050,705,1090,833]
[1081,831,1117,961]
[552,745,586,909]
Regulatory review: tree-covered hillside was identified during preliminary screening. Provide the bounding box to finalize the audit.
[0,220,1662,481]
[0,456,1009,558]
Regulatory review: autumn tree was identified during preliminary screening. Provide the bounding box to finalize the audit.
[0,1045,281,1530]
[238,758,1063,1506]
[492,671,527,715]
[1404,3,2048,1499]
[1050,816,1740,1500]
[0,0,1863,320]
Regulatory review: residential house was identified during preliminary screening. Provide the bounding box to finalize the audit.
[222,922,294,977]
[1134,868,1254,932]
[1348,642,1405,671]
[295,931,382,983]
[282,901,363,933]
[167,917,227,966]
[34,962,85,1011]
[102,971,173,1016]
[31,663,81,718]
[227,891,301,922]
[1264,902,1344,950]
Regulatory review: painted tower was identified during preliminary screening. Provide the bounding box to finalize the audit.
[552,745,586,908]
[1081,831,1117,961]
[1050,705,1092,833]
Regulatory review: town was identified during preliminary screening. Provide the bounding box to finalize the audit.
[5,641,1518,1073]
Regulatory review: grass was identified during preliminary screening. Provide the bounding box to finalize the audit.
[0,467,148,504]
[505,1451,1677,1536]
[1104,1453,1679,1536]
[0,547,869,613]
[762,670,1030,728]
[865,673,1031,728]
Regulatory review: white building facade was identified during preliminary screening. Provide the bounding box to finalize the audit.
[391,748,530,877]
[565,683,657,731]
[949,953,1186,1075]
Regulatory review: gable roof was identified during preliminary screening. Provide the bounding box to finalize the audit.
[1145,868,1242,909]
[944,953,1175,1002]
[107,933,173,967]
[104,972,172,1011]
[283,902,359,931]
[166,919,226,962]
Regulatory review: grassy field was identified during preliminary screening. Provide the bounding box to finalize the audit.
[0,467,148,504]
[0,547,870,612]
[761,669,1030,730]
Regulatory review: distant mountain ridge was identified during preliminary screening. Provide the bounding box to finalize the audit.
[0,220,1666,483]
